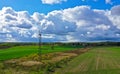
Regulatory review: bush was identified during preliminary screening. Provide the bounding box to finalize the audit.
[45,63,55,73]
[0,62,4,69]
[0,62,4,73]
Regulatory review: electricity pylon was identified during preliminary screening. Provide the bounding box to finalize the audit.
[38,31,42,61]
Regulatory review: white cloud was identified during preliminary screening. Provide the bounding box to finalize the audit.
[95,24,110,30]
[111,5,120,15]
[108,5,120,29]
[41,0,67,4]
[0,7,37,42]
[81,0,113,4]
[0,5,120,42]
[60,5,120,42]
[105,0,112,4]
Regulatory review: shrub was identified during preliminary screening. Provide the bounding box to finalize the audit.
[0,62,4,73]
[0,62,4,69]
[45,63,55,73]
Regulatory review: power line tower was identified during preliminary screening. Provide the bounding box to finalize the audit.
[38,31,42,61]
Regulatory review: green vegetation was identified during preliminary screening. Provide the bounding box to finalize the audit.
[0,42,120,74]
[0,44,82,60]
[55,46,120,74]
[0,48,82,74]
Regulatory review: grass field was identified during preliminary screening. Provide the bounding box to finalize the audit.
[55,46,120,74]
[1,44,120,74]
[0,44,82,61]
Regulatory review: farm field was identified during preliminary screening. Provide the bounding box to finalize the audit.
[0,44,82,60]
[0,43,85,74]
[55,46,120,74]
[0,43,120,74]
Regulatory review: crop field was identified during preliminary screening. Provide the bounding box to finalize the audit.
[55,46,120,74]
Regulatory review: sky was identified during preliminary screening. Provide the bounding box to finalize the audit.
[0,0,120,42]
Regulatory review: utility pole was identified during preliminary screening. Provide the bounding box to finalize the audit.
[38,32,42,61]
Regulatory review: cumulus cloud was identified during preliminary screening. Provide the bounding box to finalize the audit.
[41,0,67,4]
[105,0,112,4]
[55,5,120,42]
[0,7,76,42]
[0,7,36,42]
[105,0,111,4]
[0,5,120,42]
[81,0,113,4]
[108,5,120,30]
[111,5,120,15]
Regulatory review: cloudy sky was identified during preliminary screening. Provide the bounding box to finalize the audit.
[0,0,120,42]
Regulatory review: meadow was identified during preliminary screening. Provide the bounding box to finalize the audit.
[0,43,82,61]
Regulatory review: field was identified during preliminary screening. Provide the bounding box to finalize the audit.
[0,44,82,61]
[0,43,120,74]
[0,43,85,74]
[55,46,120,74]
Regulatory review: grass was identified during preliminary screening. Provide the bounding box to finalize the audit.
[55,46,120,74]
[1,45,120,74]
[0,44,82,61]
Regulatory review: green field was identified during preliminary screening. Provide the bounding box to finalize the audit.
[55,46,120,74]
[0,44,81,61]
[0,44,120,74]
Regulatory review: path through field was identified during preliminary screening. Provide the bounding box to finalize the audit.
[55,47,120,74]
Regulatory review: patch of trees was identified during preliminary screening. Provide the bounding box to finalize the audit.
[0,42,119,50]
[0,42,37,49]
[59,42,120,47]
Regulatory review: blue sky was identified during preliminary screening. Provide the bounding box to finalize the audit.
[0,0,120,42]
[0,0,119,14]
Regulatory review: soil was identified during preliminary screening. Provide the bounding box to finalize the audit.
[65,48,90,55]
